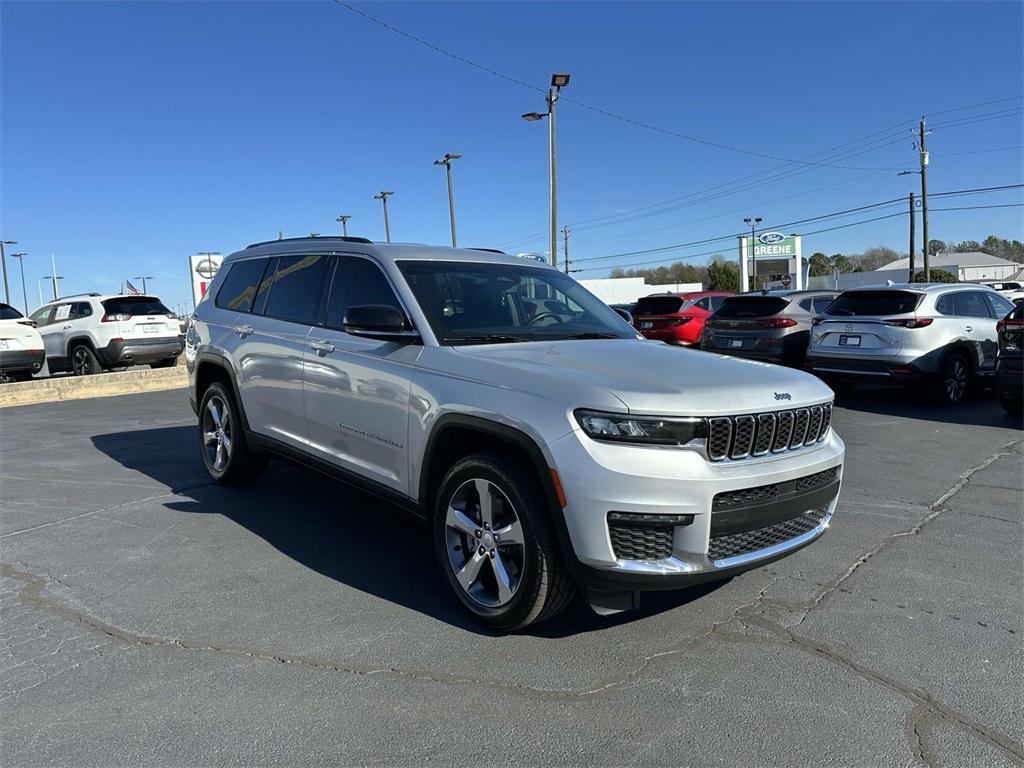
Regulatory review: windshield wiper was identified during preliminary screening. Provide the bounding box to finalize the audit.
[443,334,532,345]
[556,332,623,340]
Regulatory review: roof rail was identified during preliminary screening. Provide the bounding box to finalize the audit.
[468,247,507,254]
[245,235,373,249]
[54,292,102,300]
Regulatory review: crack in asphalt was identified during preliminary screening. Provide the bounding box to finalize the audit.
[2,439,1021,763]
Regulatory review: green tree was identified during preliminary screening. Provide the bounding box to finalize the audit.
[856,246,901,271]
[706,259,739,291]
[830,254,854,273]
[808,252,831,277]
[927,239,948,255]
[912,268,957,283]
[953,240,982,253]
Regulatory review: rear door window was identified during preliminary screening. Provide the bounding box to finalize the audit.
[935,295,955,315]
[716,296,788,318]
[262,255,331,326]
[812,296,835,313]
[633,296,683,315]
[985,292,1015,317]
[102,297,172,316]
[324,256,403,330]
[215,258,270,313]
[953,291,993,318]
[70,302,93,319]
[825,291,922,317]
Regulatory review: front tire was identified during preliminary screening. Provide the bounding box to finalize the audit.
[935,353,970,405]
[70,344,101,376]
[433,452,575,631]
[198,382,266,484]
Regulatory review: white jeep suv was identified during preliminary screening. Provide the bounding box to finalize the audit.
[31,293,184,375]
[0,302,46,382]
[187,238,845,630]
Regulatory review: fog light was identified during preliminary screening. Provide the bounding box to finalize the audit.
[608,512,694,526]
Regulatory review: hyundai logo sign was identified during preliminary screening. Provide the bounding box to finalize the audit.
[758,232,786,245]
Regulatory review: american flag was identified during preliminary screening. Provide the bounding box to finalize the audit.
[125,280,141,295]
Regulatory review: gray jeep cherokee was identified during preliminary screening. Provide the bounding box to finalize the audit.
[187,237,845,630]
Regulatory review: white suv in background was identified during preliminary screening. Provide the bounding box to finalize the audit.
[0,302,46,382]
[30,293,184,375]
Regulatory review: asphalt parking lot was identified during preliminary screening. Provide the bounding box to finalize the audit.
[1,388,1021,767]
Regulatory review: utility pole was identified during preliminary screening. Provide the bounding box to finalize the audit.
[743,217,763,290]
[562,226,570,273]
[336,215,352,237]
[0,240,16,305]
[374,191,394,243]
[908,192,916,282]
[10,253,28,316]
[915,118,931,281]
[434,154,463,247]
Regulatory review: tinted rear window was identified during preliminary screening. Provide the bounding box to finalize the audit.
[825,290,921,317]
[715,296,788,318]
[216,258,270,313]
[634,296,684,315]
[0,303,23,320]
[102,297,172,316]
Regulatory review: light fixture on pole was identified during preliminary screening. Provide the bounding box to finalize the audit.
[10,253,28,316]
[336,215,352,237]
[522,72,571,268]
[133,276,154,294]
[0,240,16,305]
[743,217,763,289]
[41,275,63,302]
[433,153,463,247]
[374,191,394,242]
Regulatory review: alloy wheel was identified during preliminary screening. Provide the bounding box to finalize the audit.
[202,395,233,473]
[72,348,91,375]
[945,358,968,403]
[444,478,526,608]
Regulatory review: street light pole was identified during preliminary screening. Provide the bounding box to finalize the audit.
[0,240,16,305]
[134,276,154,294]
[374,191,394,242]
[336,215,352,237]
[433,153,463,247]
[743,217,763,289]
[10,253,28,316]
[523,73,571,268]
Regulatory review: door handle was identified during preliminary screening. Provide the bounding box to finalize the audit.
[62,325,72,330]
[964,325,974,333]
[310,340,335,356]
[234,324,254,338]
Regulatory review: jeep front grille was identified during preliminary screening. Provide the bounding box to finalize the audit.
[706,403,832,461]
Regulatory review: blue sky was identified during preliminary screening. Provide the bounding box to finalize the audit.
[2,1,1022,312]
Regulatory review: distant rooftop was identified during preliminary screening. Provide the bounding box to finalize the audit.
[877,251,1019,271]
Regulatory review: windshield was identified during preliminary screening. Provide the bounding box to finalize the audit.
[633,296,684,315]
[102,296,172,316]
[0,303,24,320]
[825,290,922,317]
[397,261,635,344]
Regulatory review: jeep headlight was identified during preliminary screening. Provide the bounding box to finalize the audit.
[574,410,705,445]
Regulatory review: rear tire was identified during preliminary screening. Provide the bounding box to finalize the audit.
[999,389,1022,416]
[935,353,970,405]
[433,451,575,631]
[70,344,101,376]
[198,382,267,484]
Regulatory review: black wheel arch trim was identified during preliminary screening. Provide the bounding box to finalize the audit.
[192,351,251,432]
[419,413,583,577]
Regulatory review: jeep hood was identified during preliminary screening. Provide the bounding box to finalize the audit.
[450,339,832,415]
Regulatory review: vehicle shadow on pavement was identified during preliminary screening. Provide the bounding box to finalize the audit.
[92,426,723,638]
[835,385,1023,428]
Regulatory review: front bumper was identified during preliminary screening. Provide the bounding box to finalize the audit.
[98,337,184,367]
[549,426,844,590]
[0,348,45,373]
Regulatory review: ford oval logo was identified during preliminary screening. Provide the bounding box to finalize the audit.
[758,231,786,245]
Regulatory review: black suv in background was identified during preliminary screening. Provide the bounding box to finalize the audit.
[995,303,1022,415]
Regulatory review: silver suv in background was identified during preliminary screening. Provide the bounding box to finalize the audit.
[31,293,184,375]
[805,283,1015,404]
[187,237,844,631]
[701,290,838,367]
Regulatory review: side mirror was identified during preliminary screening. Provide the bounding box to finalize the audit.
[343,305,420,343]
[612,307,633,324]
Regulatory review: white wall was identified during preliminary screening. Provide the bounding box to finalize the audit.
[578,277,703,304]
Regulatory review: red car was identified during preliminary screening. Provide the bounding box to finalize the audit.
[632,291,733,346]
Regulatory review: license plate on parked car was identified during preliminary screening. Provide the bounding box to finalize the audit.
[641,321,653,329]
[728,339,743,348]
[838,335,861,347]
[0,340,8,350]
[142,324,160,334]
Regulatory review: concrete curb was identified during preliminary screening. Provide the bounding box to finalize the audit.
[0,366,188,408]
